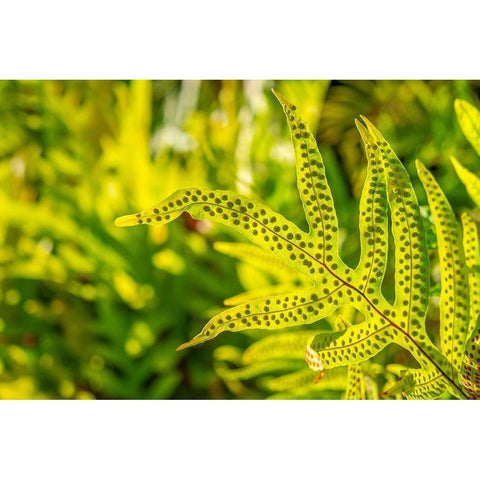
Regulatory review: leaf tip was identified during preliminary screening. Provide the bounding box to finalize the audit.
[114,214,141,227]
[176,333,206,351]
[271,88,289,107]
[454,98,469,114]
[359,115,386,143]
[176,341,193,351]
[460,211,474,226]
[355,118,370,143]
[415,158,427,176]
[450,155,462,171]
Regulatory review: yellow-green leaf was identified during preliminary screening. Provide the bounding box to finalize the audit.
[354,119,389,294]
[264,367,347,393]
[451,156,480,209]
[344,364,367,399]
[214,241,302,284]
[417,160,469,377]
[176,287,344,350]
[308,319,393,369]
[403,369,447,400]
[461,213,480,336]
[455,99,480,156]
[242,330,320,365]
[460,323,480,399]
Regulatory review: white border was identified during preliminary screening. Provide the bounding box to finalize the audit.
[0,401,478,479]
[1,0,479,78]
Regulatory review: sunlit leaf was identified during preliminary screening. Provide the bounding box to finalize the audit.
[344,364,367,400]
[451,156,480,209]
[264,367,347,393]
[455,99,480,156]
[417,160,469,377]
[461,213,480,336]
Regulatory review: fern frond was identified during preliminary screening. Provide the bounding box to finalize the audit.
[461,213,480,336]
[354,120,389,294]
[242,330,320,364]
[116,90,469,398]
[307,320,392,369]
[272,90,340,259]
[366,120,430,337]
[402,369,447,400]
[450,156,480,209]
[222,284,301,307]
[344,364,367,400]
[416,160,469,377]
[177,287,344,350]
[459,214,480,398]
[115,188,313,277]
[214,241,306,306]
[213,345,243,364]
[214,241,302,284]
[215,359,304,382]
[460,325,480,399]
[364,374,379,399]
[264,367,346,393]
[455,99,480,156]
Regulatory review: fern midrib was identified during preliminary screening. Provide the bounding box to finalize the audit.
[413,373,443,389]
[319,257,466,398]
[221,285,343,329]
[319,324,391,353]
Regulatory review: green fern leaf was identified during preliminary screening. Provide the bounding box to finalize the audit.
[461,213,480,336]
[221,284,302,308]
[177,287,342,350]
[116,90,468,398]
[344,364,367,400]
[459,214,480,398]
[455,99,480,156]
[271,90,340,259]
[460,323,480,399]
[215,358,304,382]
[404,370,447,400]
[213,241,306,306]
[451,156,480,208]
[264,367,347,393]
[416,160,470,378]
[213,241,303,284]
[364,374,379,400]
[354,119,389,295]
[385,368,446,400]
[307,120,462,397]
[307,319,392,369]
[242,330,321,364]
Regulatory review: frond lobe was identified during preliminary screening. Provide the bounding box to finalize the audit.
[416,160,469,377]
[272,89,340,264]
[177,286,345,350]
[451,156,480,209]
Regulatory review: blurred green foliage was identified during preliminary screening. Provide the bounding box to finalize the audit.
[1,80,479,398]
